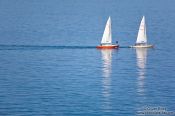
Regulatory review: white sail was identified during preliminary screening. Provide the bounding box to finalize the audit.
[101,17,112,44]
[136,16,147,44]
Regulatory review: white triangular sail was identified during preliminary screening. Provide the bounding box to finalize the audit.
[136,16,147,44]
[101,17,112,44]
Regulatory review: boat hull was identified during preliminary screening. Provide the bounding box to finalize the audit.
[130,45,154,48]
[96,45,119,49]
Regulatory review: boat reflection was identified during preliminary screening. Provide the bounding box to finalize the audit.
[136,48,147,96]
[100,49,113,111]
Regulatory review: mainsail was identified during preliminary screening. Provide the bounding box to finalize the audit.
[136,16,147,44]
[101,17,112,44]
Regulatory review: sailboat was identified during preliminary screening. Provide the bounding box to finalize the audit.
[96,16,119,49]
[131,16,153,48]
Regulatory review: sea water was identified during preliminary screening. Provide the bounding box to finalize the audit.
[0,0,175,115]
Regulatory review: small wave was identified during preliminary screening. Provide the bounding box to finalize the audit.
[0,44,96,50]
[119,46,130,48]
[0,44,131,50]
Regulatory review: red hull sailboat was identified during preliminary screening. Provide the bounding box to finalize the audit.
[96,17,119,49]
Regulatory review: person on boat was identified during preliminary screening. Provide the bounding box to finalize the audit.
[116,41,118,44]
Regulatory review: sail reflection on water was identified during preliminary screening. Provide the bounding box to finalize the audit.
[101,49,113,111]
[136,48,147,95]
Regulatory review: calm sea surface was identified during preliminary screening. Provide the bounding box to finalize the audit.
[0,0,175,115]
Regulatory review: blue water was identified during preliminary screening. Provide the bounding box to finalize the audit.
[0,0,175,115]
